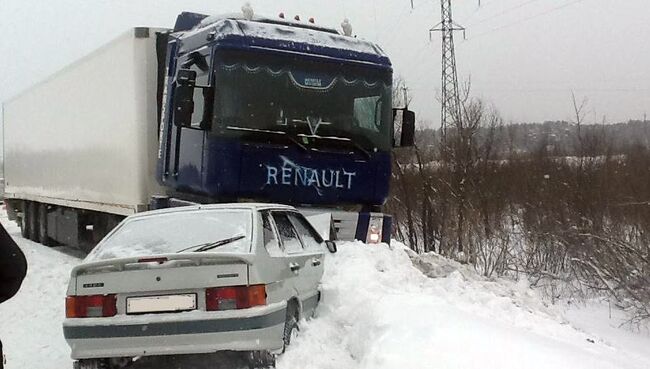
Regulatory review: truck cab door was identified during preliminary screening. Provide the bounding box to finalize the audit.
[164,48,212,186]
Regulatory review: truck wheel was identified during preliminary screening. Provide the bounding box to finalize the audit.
[38,204,53,246]
[282,302,300,353]
[73,359,111,369]
[27,202,40,243]
[247,350,276,368]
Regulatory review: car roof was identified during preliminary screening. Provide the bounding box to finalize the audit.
[126,202,296,220]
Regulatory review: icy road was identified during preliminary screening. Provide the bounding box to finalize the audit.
[1,211,649,369]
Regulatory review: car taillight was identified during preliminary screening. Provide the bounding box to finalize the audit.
[206,285,266,311]
[66,295,117,318]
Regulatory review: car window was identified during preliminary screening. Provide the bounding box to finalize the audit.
[288,213,323,252]
[262,212,283,257]
[272,212,303,254]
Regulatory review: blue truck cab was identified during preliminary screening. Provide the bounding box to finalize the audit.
[156,12,415,243]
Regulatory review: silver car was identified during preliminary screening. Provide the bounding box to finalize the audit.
[62,203,336,369]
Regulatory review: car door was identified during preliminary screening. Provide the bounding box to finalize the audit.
[259,210,298,304]
[270,211,311,301]
[287,212,326,297]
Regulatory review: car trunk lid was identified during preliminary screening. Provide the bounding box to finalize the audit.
[72,253,252,296]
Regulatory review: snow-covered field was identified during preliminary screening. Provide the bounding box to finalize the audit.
[1,211,649,369]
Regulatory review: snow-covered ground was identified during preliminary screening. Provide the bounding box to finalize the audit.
[1,211,649,369]
[0,210,84,368]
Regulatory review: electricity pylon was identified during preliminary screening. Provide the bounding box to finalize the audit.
[431,0,465,139]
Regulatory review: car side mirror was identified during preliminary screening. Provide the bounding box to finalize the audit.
[325,240,337,254]
[173,69,196,128]
[400,109,415,147]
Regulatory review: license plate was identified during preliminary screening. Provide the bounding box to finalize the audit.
[126,294,197,314]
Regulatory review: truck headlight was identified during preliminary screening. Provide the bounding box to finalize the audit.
[366,215,383,244]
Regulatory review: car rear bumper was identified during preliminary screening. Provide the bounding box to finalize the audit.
[63,301,287,359]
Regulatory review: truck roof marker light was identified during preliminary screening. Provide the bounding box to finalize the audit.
[241,2,254,21]
[309,17,315,24]
[294,15,301,21]
[279,12,285,19]
[341,18,353,37]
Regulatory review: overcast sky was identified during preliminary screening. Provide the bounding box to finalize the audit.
[1,0,649,128]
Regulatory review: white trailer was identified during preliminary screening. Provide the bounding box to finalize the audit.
[3,27,167,250]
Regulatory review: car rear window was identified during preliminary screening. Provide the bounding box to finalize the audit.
[87,209,253,261]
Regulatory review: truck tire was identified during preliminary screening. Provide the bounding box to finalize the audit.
[27,202,40,243]
[38,204,53,246]
[282,301,300,353]
[247,350,276,369]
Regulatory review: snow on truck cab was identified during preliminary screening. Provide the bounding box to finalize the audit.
[2,9,415,252]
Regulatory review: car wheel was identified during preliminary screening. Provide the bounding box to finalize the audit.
[74,359,111,369]
[282,303,300,353]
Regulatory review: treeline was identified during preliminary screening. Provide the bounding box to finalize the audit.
[388,101,650,323]
[416,120,650,158]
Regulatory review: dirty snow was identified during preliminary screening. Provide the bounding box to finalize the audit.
[1,211,649,369]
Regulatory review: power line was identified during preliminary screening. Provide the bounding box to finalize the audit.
[466,0,544,27]
[465,0,588,41]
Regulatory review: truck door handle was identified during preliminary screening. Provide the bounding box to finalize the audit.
[289,262,301,272]
[312,258,321,267]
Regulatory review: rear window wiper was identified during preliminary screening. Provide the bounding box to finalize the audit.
[176,235,246,253]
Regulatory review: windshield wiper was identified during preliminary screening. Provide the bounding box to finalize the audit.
[300,134,372,159]
[226,126,308,152]
[176,235,246,253]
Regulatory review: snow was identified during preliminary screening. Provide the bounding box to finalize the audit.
[280,243,650,369]
[186,17,387,60]
[0,211,84,369]
[1,211,649,369]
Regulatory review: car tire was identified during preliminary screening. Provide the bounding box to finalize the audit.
[74,359,111,369]
[282,302,300,353]
[38,203,53,246]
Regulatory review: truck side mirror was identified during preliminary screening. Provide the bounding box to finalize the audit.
[400,109,416,147]
[173,69,196,127]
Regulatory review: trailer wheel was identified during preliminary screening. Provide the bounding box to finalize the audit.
[19,202,28,239]
[27,202,40,243]
[73,359,112,369]
[38,204,53,246]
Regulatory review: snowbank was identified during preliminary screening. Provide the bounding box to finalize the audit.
[278,242,650,369]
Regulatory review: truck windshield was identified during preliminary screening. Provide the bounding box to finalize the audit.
[212,51,393,151]
[86,209,253,261]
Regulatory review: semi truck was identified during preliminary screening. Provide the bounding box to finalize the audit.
[2,10,415,252]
